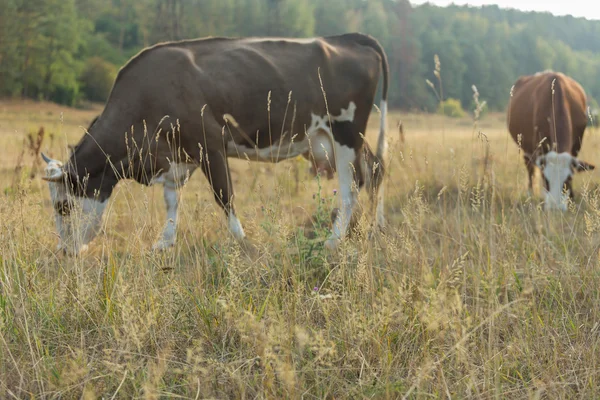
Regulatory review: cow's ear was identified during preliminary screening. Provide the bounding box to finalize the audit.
[573,159,595,172]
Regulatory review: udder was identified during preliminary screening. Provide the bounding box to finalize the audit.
[303,130,336,180]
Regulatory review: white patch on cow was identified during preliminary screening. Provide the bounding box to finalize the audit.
[308,101,356,132]
[153,186,178,251]
[225,101,356,173]
[325,144,358,250]
[45,166,68,247]
[44,159,65,181]
[45,160,69,252]
[228,213,246,241]
[306,101,356,177]
[537,151,573,211]
[334,101,356,122]
[150,162,197,250]
[44,159,108,255]
[149,162,195,187]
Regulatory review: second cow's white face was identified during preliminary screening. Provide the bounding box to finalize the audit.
[536,151,595,211]
[538,151,573,210]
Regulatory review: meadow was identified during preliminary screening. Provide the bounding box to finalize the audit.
[1,99,600,399]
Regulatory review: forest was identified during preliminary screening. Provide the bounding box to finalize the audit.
[1,0,600,113]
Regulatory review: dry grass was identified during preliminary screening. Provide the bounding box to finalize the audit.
[2,99,600,399]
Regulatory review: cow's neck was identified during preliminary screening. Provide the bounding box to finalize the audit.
[66,111,135,200]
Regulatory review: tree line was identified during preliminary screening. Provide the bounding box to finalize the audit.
[1,0,599,113]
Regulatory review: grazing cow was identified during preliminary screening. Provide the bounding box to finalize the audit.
[41,33,389,254]
[507,71,595,210]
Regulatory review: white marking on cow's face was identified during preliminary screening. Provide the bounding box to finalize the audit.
[49,189,107,254]
[44,158,108,254]
[44,158,65,181]
[536,151,573,211]
[228,213,246,241]
[325,144,358,250]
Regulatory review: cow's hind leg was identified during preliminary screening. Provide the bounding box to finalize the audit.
[325,142,362,250]
[524,155,535,196]
[201,149,245,241]
[362,144,385,231]
[153,163,198,251]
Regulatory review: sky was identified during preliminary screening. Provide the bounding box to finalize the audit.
[409,0,600,21]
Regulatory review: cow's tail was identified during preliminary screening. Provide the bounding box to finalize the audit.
[353,34,389,161]
[352,33,389,229]
[375,46,389,163]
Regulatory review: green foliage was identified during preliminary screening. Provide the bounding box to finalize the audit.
[2,0,600,110]
[0,0,89,104]
[437,98,466,118]
[79,57,117,102]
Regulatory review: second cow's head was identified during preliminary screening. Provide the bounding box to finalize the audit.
[535,151,595,210]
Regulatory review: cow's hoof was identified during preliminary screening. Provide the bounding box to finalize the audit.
[152,240,175,252]
[62,244,89,257]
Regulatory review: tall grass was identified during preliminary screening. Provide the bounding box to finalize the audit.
[1,99,600,399]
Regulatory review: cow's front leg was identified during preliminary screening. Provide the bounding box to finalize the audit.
[325,144,359,250]
[153,182,179,251]
[152,163,197,251]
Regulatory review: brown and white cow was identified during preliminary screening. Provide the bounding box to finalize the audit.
[507,71,595,210]
[41,33,389,254]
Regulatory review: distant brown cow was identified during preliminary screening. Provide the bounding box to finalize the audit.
[508,71,595,210]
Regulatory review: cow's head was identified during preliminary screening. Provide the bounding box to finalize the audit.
[42,153,108,255]
[535,151,595,210]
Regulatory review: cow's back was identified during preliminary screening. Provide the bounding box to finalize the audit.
[174,35,382,146]
[508,71,587,156]
[90,34,385,171]
[195,35,381,117]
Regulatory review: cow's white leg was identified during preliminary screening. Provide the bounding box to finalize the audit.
[153,182,179,251]
[151,163,196,251]
[325,144,358,250]
[228,212,246,241]
[199,148,246,243]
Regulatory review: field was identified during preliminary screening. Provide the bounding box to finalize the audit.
[2,99,600,399]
